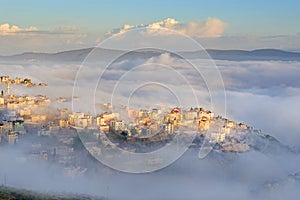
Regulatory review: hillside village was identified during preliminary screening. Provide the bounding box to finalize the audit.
[0,74,266,176]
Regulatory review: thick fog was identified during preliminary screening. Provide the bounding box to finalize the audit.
[0,54,300,199]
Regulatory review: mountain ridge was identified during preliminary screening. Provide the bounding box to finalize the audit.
[1,48,300,62]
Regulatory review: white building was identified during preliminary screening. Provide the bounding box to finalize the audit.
[110,120,125,132]
[210,131,226,143]
[7,131,18,144]
[198,108,214,120]
[141,127,152,135]
[163,123,174,134]
[0,97,4,105]
[185,108,198,120]
[68,112,84,126]
[20,108,31,116]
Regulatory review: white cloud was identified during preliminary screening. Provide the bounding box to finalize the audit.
[0,23,82,36]
[0,23,92,55]
[108,18,227,38]
[178,18,227,37]
[0,23,37,35]
[56,25,80,32]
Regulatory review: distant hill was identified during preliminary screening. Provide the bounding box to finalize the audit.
[0,185,104,200]
[207,49,300,61]
[1,48,300,63]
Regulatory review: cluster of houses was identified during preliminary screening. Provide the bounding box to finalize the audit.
[0,75,47,88]
[0,73,253,156]
[0,75,50,145]
[64,105,251,152]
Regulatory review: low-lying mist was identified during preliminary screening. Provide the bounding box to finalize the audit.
[1,53,300,199]
[1,139,300,200]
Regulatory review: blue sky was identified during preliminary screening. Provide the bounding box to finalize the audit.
[1,0,300,35]
[0,0,300,54]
